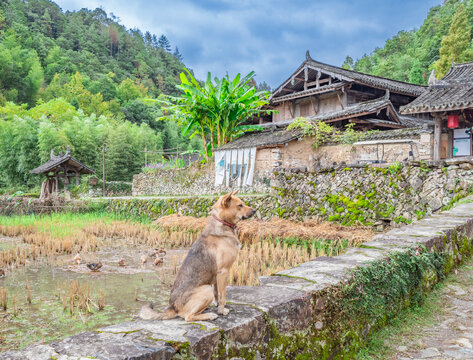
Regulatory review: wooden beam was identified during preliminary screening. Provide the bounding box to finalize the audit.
[307,77,331,88]
[288,102,294,118]
[304,67,308,91]
[433,115,442,161]
[310,96,318,115]
[336,93,345,110]
[282,88,296,93]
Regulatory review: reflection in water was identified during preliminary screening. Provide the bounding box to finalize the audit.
[0,245,187,352]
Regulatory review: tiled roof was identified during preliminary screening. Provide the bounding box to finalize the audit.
[400,62,473,114]
[215,128,302,151]
[304,57,425,97]
[30,150,95,175]
[271,82,346,103]
[308,98,395,122]
[272,52,426,99]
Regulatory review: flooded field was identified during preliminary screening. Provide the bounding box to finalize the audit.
[0,212,374,352]
[0,236,187,351]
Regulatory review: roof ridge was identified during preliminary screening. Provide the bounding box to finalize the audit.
[305,56,426,89]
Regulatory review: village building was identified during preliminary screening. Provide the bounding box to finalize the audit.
[400,61,473,160]
[30,147,95,199]
[214,52,433,187]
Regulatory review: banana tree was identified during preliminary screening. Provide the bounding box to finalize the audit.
[162,69,271,160]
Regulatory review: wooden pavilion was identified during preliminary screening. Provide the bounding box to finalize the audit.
[401,62,473,160]
[30,147,95,199]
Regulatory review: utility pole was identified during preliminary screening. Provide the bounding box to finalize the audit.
[102,146,106,196]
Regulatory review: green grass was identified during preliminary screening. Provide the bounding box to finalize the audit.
[0,210,152,238]
[356,257,473,359]
[270,236,351,256]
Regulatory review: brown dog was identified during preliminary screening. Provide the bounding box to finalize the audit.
[139,191,255,321]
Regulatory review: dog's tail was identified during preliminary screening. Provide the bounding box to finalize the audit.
[139,302,178,320]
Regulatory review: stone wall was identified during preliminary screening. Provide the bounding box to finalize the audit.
[272,159,473,225]
[129,159,473,227]
[106,195,275,220]
[4,198,473,359]
[132,163,272,196]
[0,196,90,216]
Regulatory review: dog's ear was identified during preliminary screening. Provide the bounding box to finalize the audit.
[232,189,239,196]
[221,191,234,208]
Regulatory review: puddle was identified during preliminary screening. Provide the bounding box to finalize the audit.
[0,243,187,351]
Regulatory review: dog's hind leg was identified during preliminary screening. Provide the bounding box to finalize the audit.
[179,285,218,322]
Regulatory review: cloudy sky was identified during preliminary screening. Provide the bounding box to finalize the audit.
[55,0,441,88]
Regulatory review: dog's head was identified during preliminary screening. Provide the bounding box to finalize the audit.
[213,190,256,225]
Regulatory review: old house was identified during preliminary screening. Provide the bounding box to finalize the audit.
[214,52,433,187]
[400,61,473,160]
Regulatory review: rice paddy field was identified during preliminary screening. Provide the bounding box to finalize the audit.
[0,211,374,352]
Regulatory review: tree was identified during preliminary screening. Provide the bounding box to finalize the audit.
[116,78,147,104]
[173,46,183,61]
[157,35,171,52]
[164,69,271,160]
[342,56,354,70]
[434,4,473,77]
[409,59,425,84]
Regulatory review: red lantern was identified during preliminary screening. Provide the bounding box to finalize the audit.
[448,114,459,129]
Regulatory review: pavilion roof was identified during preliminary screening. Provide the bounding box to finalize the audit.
[30,148,95,175]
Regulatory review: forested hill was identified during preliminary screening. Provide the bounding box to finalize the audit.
[0,0,185,106]
[344,0,473,84]
[0,0,202,190]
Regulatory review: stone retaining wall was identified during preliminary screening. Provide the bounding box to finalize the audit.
[273,159,473,225]
[123,160,473,227]
[132,164,272,196]
[4,199,473,359]
[0,196,90,216]
[106,195,275,220]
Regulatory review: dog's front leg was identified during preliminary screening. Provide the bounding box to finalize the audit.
[212,283,218,305]
[216,270,229,315]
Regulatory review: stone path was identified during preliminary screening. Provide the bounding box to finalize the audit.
[396,261,473,360]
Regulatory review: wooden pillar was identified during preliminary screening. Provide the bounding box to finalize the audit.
[433,115,443,161]
[75,171,79,186]
[447,129,453,159]
[304,66,308,91]
[55,175,59,192]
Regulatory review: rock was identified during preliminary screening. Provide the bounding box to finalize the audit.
[419,347,441,358]
[455,338,473,349]
[459,162,473,170]
[448,285,467,296]
[396,345,408,352]
[315,321,324,330]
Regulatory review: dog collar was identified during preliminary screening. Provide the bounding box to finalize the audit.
[212,214,236,230]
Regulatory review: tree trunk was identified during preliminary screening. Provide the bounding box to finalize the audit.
[201,126,208,162]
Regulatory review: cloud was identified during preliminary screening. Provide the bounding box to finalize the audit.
[55,0,441,88]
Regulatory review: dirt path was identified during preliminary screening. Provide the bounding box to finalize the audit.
[395,260,473,360]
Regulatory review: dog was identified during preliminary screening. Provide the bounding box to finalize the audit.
[139,190,255,322]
